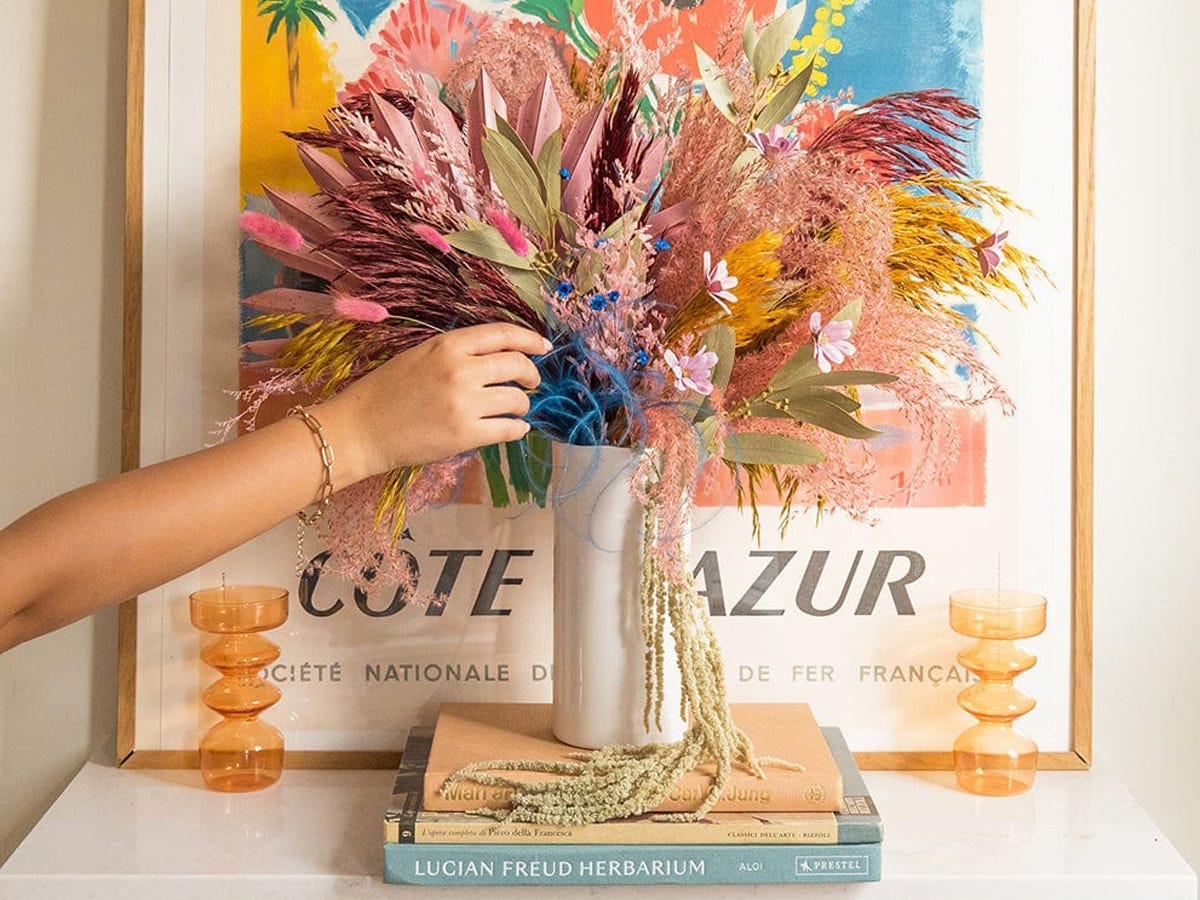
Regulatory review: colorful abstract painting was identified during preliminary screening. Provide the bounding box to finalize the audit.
[239,0,987,508]
[128,0,1081,762]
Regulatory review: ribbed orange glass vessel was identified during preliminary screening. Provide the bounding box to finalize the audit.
[190,585,289,792]
[949,589,1046,797]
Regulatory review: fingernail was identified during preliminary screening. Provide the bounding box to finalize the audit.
[541,337,553,352]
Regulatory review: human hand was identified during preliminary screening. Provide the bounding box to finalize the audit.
[318,323,551,486]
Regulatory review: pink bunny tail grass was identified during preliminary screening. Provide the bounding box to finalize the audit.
[485,207,531,256]
[412,223,452,253]
[332,293,390,323]
[239,210,303,250]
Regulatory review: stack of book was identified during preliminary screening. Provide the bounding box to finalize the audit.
[383,703,882,886]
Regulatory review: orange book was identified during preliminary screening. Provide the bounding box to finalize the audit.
[422,703,843,814]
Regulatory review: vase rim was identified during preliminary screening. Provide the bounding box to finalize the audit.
[949,588,1047,612]
[189,585,289,607]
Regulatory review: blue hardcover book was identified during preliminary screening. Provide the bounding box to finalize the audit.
[824,727,883,844]
[384,842,881,885]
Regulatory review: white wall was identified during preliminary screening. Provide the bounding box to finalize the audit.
[0,0,125,862]
[1094,0,1200,872]
[0,0,1197,876]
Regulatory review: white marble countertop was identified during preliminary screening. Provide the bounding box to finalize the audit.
[1,758,1194,899]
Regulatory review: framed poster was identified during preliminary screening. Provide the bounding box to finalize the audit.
[119,0,1094,770]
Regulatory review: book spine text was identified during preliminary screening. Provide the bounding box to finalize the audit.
[384,842,881,885]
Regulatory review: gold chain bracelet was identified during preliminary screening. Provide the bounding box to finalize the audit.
[288,405,335,575]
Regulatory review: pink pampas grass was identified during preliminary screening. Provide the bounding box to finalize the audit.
[239,210,303,250]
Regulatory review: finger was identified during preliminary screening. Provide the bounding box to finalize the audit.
[474,416,532,446]
[454,323,552,357]
[480,386,532,418]
[476,352,541,389]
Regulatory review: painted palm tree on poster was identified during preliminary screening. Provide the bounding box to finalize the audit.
[256,0,337,105]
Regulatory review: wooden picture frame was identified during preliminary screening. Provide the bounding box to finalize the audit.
[118,0,1095,770]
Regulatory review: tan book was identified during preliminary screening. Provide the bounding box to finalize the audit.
[401,811,840,845]
[422,702,843,814]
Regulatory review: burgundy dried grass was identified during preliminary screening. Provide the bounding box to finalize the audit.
[584,72,644,230]
[808,89,979,185]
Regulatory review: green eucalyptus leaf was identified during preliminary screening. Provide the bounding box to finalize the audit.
[834,296,863,327]
[797,369,899,387]
[553,209,581,243]
[482,128,548,236]
[695,46,738,122]
[495,116,541,176]
[696,415,720,455]
[750,385,858,419]
[751,1,807,82]
[733,145,765,172]
[444,225,536,270]
[745,401,791,420]
[789,397,882,440]
[572,248,603,293]
[722,431,825,466]
[807,386,860,413]
[768,384,859,411]
[700,324,736,392]
[600,203,647,238]
[505,269,549,316]
[755,56,816,129]
[742,12,758,61]
[536,129,564,212]
[768,341,819,392]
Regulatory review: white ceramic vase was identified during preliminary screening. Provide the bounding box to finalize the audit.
[551,441,689,749]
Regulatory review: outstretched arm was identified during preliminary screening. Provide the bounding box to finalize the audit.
[0,324,549,653]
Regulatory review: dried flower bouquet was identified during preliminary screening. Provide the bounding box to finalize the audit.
[239,0,1041,823]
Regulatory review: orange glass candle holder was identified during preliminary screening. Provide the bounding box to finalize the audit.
[949,589,1046,797]
[190,585,289,792]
